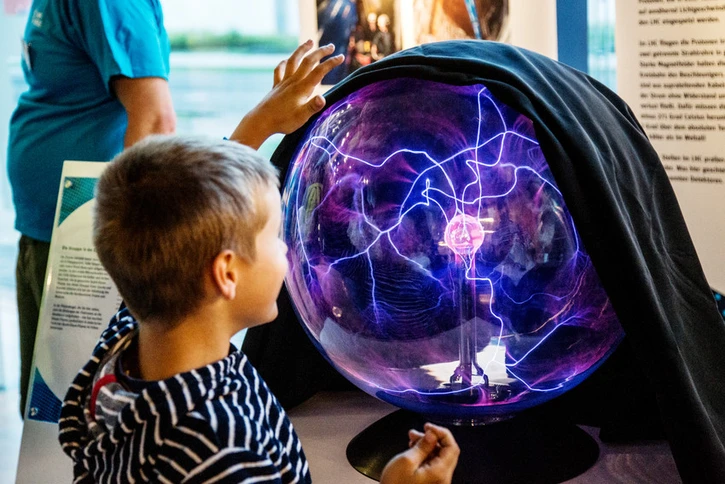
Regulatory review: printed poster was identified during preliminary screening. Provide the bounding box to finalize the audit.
[301,0,557,85]
[615,0,725,293]
[16,161,119,483]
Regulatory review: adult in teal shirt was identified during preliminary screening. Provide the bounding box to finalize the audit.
[7,0,176,416]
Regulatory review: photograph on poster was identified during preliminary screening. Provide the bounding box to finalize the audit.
[314,0,512,84]
[412,0,509,44]
[318,0,399,84]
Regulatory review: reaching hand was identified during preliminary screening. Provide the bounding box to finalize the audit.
[229,40,344,149]
[380,423,460,484]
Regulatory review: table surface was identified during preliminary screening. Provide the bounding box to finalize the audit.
[287,391,682,484]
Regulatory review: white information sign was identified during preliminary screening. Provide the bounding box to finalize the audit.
[616,0,725,292]
[16,161,119,483]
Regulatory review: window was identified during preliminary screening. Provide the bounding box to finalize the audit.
[162,0,300,157]
[588,0,616,90]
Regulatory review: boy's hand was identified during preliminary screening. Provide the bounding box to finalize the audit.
[229,40,344,150]
[380,423,460,484]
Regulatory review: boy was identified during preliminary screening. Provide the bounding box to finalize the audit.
[58,42,459,483]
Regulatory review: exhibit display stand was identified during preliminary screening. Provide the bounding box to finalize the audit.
[16,161,116,483]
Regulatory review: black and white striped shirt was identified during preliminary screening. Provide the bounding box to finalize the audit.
[59,308,311,483]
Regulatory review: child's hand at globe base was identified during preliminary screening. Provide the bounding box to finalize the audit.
[229,40,344,150]
[380,423,460,484]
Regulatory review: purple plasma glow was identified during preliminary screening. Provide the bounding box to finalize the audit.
[282,78,624,422]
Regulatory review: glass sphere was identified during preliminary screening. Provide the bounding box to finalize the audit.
[282,78,624,422]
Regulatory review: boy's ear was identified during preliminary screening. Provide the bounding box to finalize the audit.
[211,250,239,300]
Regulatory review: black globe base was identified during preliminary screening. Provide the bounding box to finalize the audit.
[346,409,599,484]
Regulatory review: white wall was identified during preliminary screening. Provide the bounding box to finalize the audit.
[509,0,558,59]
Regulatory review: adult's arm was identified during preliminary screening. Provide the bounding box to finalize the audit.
[112,76,176,148]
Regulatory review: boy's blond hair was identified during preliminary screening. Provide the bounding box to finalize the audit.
[94,135,279,323]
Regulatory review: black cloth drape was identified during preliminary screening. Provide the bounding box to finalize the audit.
[244,40,725,482]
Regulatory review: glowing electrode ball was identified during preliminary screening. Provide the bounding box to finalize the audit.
[282,78,624,422]
[444,213,485,257]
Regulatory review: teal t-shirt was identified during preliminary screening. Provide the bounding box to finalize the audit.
[7,0,170,241]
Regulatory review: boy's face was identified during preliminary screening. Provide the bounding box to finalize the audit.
[234,184,288,326]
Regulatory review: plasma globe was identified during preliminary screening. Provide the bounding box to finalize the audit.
[282,78,624,421]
